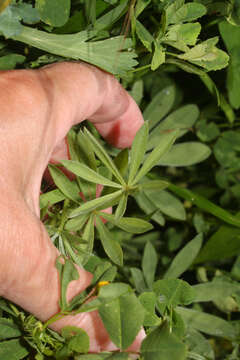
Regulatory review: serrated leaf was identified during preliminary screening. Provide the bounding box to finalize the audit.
[96,216,123,266]
[84,128,125,185]
[99,292,144,349]
[153,279,195,314]
[178,37,229,71]
[61,160,122,189]
[142,242,158,288]
[13,26,137,76]
[99,212,153,233]
[169,3,207,24]
[140,321,187,360]
[165,22,201,51]
[133,130,178,184]
[69,190,122,217]
[164,233,203,279]
[128,122,149,185]
[151,42,165,71]
[158,142,211,166]
[48,164,80,203]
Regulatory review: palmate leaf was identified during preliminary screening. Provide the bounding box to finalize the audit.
[13,26,137,76]
[61,160,122,189]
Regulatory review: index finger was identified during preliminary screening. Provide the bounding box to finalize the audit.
[40,62,144,149]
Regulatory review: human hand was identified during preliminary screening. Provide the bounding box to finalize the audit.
[0,62,144,352]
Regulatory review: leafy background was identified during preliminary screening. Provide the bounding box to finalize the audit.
[0,0,240,359]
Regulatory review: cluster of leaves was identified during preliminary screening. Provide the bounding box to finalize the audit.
[1,0,240,359]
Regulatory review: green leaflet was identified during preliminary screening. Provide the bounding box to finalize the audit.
[143,85,176,130]
[48,164,80,203]
[139,292,161,326]
[84,128,125,185]
[158,142,211,166]
[40,188,66,210]
[0,53,25,70]
[142,242,158,288]
[61,326,89,354]
[176,307,236,339]
[141,321,187,360]
[95,216,123,266]
[114,192,128,221]
[13,26,137,76]
[133,130,178,184]
[99,292,144,349]
[69,190,122,217]
[61,160,122,189]
[99,212,153,233]
[164,233,203,279]
[128,121,149,185]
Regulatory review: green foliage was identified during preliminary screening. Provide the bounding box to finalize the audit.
[1,0,240,359]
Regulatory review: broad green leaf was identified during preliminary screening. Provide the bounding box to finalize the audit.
[142,242,158,288]
[62,326,89,353]
[48,164,80,203]
[168,183,240,228]
[0,6,22,37]
[0,53,25,70]
[143,85,176,130]
[140,321,187,360]
[153,279,195,314]
[139,292,161,326]
[197,119,220,142]
[130,79,144,106]
[144,189,186,221]
[99,212,153,233]
[0,318,21,340]
[195,222,240,263]
[128,121,149,185]
[169,3,207,24]
[99,292,144,349]
[178,37,229,71]
[84,128,125,185]
[14,2,40,24]
[158,142,211,166]
[165,0,184,25]
[64,213,89,232]
[61,160,122,189]
[40,188,66,210]
[13,26,137,76]
[0,339,29,360]
[136,19,154,52]
[133,130,178,184]
[36,0,70,27]
[69,190,122,217]
[176,307,236,339]
[114,192,128,221]
[56,256,79,311]
[164,233,203,279]
[134,191,165,226]
[96,216,123,266]
[147,104,199,151]
[130,268,147,293]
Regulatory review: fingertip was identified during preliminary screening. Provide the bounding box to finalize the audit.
[94,94,144,149]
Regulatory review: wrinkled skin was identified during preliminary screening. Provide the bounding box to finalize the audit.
[0,62,145,352]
